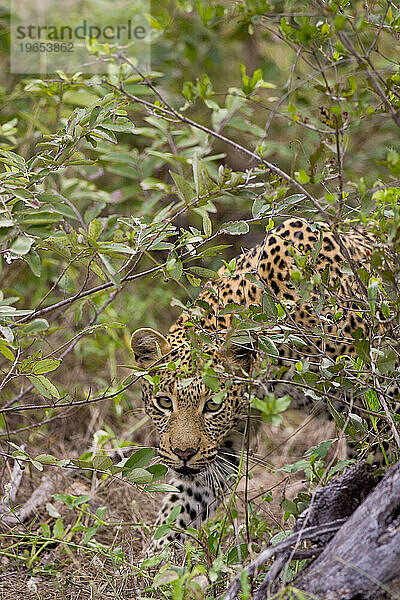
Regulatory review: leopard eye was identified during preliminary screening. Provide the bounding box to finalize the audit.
[204,399,222,413]
[155,396,173,410]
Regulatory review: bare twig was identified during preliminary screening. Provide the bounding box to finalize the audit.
[104,75,332,222]
[0,346,20,394]
[223,520,346,600]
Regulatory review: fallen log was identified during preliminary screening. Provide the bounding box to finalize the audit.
[294,460,400,599]
[224,461,400,600]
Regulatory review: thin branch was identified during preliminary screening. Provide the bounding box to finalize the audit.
[334,114,344,217]
[105,65,370,297]
[337,31,400,128]
[104,76,332,223]
[367,0,393,56]
[0,347,20,395]
[223,520,346,600]
[12,263,162,326]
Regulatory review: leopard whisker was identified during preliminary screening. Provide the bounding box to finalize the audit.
[215,455,239,473]
[219,449,273,469]
[213,460,231,478]
[214,459,233,483]
[209,464,226,498]
[204,466,221,511]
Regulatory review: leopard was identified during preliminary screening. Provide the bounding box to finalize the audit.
[130,217,387,554]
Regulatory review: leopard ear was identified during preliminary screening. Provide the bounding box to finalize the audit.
[225,334,256,373]
[130,328,171,367]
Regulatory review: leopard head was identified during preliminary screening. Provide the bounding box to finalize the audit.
[130,328,254,476]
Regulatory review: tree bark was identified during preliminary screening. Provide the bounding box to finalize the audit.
[224,462,400,600]
[294,460,400,599]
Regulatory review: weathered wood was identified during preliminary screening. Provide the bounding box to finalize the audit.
[295,460,400,599]
[252,462,378,600]
[294,461,377,536]
[224,462,400,600]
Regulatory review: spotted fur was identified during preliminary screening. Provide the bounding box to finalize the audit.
[131,218,376,553]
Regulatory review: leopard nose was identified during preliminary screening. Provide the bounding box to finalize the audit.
[172,447,198,461]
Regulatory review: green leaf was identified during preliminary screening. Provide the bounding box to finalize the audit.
[53,517,65,539]
[351,328,370,364]
[202,244,231,257]
[202,372,220,392]
[327,400,346,430]
[12,188,35,201]
[0,150,25,167]
[145,13,164,30]
[101,118,134,133]
[98,243,136,255]
[53,493,90,508]
[202,213,212,237]
[124,467,153,484]
[41,522,52,537]
[10,236,34,256]
[146,463,168,481]
[31,460,44,471]
[8,441,27,453]
[88,105,103,128]
[0,219,15,228]
[189,266,219,280]
[30,358,61,375]
[212,390,227,404]
[98,253,121,285]
[365,389,379,412]
[91,127,117,144]
[27,375,60,399]
[88,219,103,242]
[166,257,183,281]
[186,272,201,287]
[170,171,194,204]
[367,277,380,316]
[23,319,49,334]
[227,543,249,564]
[167,505,181,523]
[192,154,203,195]
[222,220,249,235]
[280,194,306,209]
[252,197,269,218]
[154,523,171,540]
[279,459,310,474]
[146,483,179,493]
[281,499,298,515]
[0,340,14,361]
[376,347,396,373]
[0,306,31,317]
[305,438,336,459]
[275,395,292,412]
[0,326,13,343]
[141,554,164,568]
[92,455,113,470]
[83,525,99,545]
[122,448,154,472]
[262,293,278,317]
[295,169,310,184]
[25,250,41,277]
[35,454,57,464]
[259,335,279,357]
[12,450,28,461]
